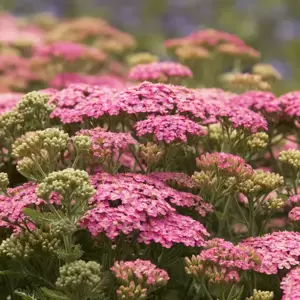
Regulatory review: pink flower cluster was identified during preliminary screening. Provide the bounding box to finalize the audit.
[288,207,300,223]
[287,194,300,206]
[185,238,260,284]
[230,91,282,118]
[111,259,169,286]
[76,127,137,156]
[49,84,116,123]
[149,172,195,189]
[129,62,193,81]
[80,172,211,247]
[135,115,206,143]
[0,93,23,115]
[34,41,107,62]
[240,231,300,274]
[196,152,253,179]
[280,91,300,119]
[281,267,300,300]
[50,73,125,89]
[0,182,59,230]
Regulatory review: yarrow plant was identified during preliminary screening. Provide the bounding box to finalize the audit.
[0,12,299,300]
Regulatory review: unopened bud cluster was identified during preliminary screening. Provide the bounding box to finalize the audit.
[264,198,284,212]
[0,173,9,194]
[246,289,274,300]
[73,135,92,155]
[56,260,102,297]
[252,63,281,82]
[279,150,300,170]
[0,228,61,259]
[37,169,95,211]
[12,128,69,159]
[126,52,158,66]
[238,170,284,196]
[247,133,268,151]
[140,143,165,166]
[221,73,270,93]
[111,260,169,300]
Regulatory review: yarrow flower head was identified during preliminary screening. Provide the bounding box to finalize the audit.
[76,127,137,157]
[185,238,260,284]
[240,231,300,274]
[135,115,206,143]
[246,289,274,300]
[49,72,125,89]
[0,182,58,230]
[37,169,95,214]
[149,172,195,189]
[281,266,300,300]
[279,91,300,120]
[229,91,282,120]
[238,170,284,197]
[279,149,300,170]
[56,260,103,299]
[128,61,193,82]
[0,173,9,194]
[196,152,253,181]
[0,93,23,115]
[34,41,107,62]
[80,172,210,246]
[111,259,169,300]
[288,207,300,223]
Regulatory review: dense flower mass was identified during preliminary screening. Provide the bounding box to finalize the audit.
[129,61,193,82]
[135,115,206,143]
[1,12,300,300]
[240,231,300,274]
[185,238,260,284]
[196,152,253,180]
[76,127,137,157]
[281,267,300,300]
[80,172,211,246]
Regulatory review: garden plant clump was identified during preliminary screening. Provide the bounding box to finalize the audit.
[0,11,300,300]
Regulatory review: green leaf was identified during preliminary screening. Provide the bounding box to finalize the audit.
[23,208,59,223]
[41,288,70,300]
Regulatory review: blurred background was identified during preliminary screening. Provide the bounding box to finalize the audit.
[1,0,300,92]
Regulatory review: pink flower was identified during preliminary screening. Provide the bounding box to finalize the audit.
[149,172,195,189]
[135,115,206,143]
[230,91,282,120]
[35,41,106,62]
[240,231,300,274]
[280,91,300,119]
[196,152,253,179]
[50,73,125,89]
[111,259,169,294]
[80,172,210,246]
[281,266,300,300]
[185,238,260,284]
[76,127,137,156]
[0,93,23,115]
[129,62,192,81]
[0,182,59,231]
[138,212,209,248]
[289,207,300,223]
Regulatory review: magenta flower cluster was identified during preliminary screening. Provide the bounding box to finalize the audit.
[281,267,300,300]
[80,172,211,247]
[240,231,300,274]
[129,61,193,81]
[135,115,206,143]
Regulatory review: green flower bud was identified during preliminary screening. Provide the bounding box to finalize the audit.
[73,135,92,155]
[37,169,95,211]
[0,173,9,194]
[264,198,284,212]
[126,52,158,67]
[192,171,217,191]
[247,133,268,151]
[238,170,283,196]
[246,289,274,300]
[56,260,102,298]
[279,149,300,170]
